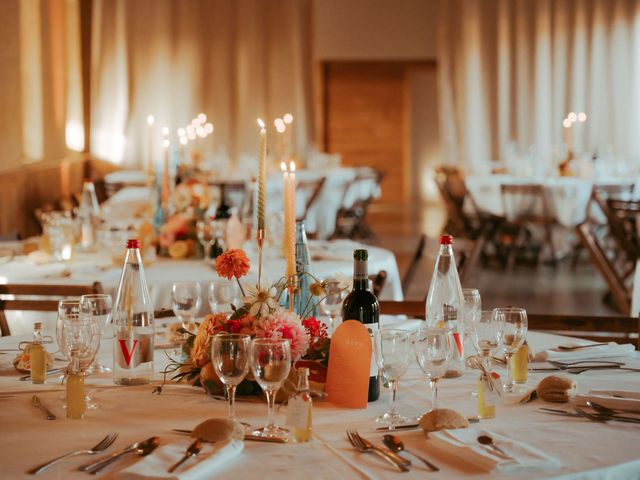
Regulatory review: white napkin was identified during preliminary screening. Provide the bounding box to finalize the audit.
[428,428,561,473]
[575,391,640,412]
[589,390,640,400]
[116,439,243,480]
[534,342,635,362]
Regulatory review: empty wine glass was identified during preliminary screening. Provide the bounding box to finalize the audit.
[208,280,239,314]
[251,338,291,439]
[471,310,504,372]
[211,333,251,421]
[80,294,112,373]
[414,327,453,411]
[319,279,346,334]
[374,329,411,426]
[196,219,216,266]
[172,282,202,335]
[494,307,528,393]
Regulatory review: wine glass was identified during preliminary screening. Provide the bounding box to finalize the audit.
[211,333,251,421]
[374,329,411,426]
[414,327,453,411]
[196,219,216,266]
[319,279,346,334]
[471,310,504,372]
[251,338,291,439]
[171,282,202,335]
[494,307,528,393]
[208,280,239,314]
[80,294,112,373]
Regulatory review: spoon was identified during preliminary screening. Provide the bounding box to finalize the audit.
[382,434,439,471]
[477,435,512,460]
[557,343,609,350]
[81,436,159,474]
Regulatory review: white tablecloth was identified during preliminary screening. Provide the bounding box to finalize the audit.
[104,167,380,240]
[0,239,402,336]
[0,326,638,479]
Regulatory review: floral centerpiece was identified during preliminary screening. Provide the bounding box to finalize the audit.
[157,249,344,400]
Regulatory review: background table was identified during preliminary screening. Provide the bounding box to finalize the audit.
[0,324,638,479]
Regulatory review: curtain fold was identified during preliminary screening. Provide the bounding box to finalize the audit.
[90,0,312,167]
[438,0,640,173]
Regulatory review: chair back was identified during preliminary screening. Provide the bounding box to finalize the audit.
[296,176,327,223]
[370,270,387,298]
[0,282,104,336]
[604,197,640,264]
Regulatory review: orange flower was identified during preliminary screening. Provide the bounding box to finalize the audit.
[191,313,228,368]
[215,249,250,280]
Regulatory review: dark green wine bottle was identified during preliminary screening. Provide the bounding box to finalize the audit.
[341,249,380,402]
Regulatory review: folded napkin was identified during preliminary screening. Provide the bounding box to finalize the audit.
[575,391,640,412]
[116,440,243,480]
[428,428,561,474]
[534,342,635,363]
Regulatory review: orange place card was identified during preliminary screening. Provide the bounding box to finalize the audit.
[326,320,372,409]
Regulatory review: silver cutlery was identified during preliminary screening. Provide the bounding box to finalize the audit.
[168,439,203,473]
[550,360,624,367]
[28,433,118,475]
[346,430,410,472]
[587,400,640,416]
[171,428,286,443]
[539,408,583,418]
[376,424,420,431]
[383,434,439,471]
[31,395,56,420]
[477,435,514,460]
[80,436,159,474]
[557,343,609,350]
[577,405,640,424]
[21,368,63,381]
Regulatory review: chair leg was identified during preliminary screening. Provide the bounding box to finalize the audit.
[507,226,521,270]
[544,223,558,268]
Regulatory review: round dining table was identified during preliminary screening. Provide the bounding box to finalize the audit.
[0,319,638,480]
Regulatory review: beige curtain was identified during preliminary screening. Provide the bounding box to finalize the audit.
[90,0,313,167]
[438,0,640,173]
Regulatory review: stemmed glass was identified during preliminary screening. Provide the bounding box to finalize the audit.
[172,282,202,335]
[80,294,112,373]
[208,280,239,314]
[414,327,453,411]
[494,307,528,393]
[471,310,504,372]
[374,329,411,426]
[251,338,291,439]
[462,288,481,352]
[319,279,346,335]
[196,219,216,266]
[211,333,251,421]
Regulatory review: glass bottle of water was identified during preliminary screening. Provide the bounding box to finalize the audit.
[78,180,100,250]
[285,220,317,318]
[425,234,465,377]
[113,239,155,385]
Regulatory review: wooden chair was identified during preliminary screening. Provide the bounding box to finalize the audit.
[296,176,327,238]
[527,313,639,349]
[0,282,104,336]
[370,270,387,298]
[434,165,479,238]
[379,300,424,318]
[331,169,383,240]
[603,197,640,280]
[500,183,557,268]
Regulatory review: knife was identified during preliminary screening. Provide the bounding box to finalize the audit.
[172,429,287,443]
[32,395,56,420]
[374,416,480,431]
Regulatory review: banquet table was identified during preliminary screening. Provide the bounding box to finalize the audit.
[0,239,402,335]
[1,322,639,480]
[103,166,380,240]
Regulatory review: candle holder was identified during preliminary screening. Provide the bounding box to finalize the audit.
[256,228,265,289]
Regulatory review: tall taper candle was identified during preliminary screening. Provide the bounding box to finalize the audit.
[162,139,170,207]
[146,115,155,183]
[288,161,296,278]
[282,162,292,277]
[257,119,267,230]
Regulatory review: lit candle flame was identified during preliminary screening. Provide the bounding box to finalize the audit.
[577,112,587,122]
[205,122,214,134]
[562,118,572,128]
[283,113,293,124]
[162,139,170,148]
[257,118,266,129]
[281,161,287,172]
[161,126,169,137]
[197,113,207,124]
[177,127,186,137]
[568,112,577,122]
[146,115,155,126]
[290,161,295,172]
[275,118,286,133]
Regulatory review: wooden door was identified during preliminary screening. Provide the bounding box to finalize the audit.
[324,63,408,206]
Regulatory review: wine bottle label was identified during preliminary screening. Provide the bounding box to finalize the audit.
[367,322,379,377]
[115,331,153,369]
[286,396,311,429]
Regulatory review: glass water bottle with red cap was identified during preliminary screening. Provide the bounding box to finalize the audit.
[113,239,155,385]
[425,234,465,377]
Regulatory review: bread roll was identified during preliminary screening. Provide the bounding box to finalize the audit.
[536,375,575,403]
[419,408,469,433]
[191,418,244,442]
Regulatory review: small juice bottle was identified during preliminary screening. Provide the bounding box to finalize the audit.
[287,367,312,443]
[66,352,85,419]
[30,323,46,384]
[477,373,496,419]
[512,342,529,384]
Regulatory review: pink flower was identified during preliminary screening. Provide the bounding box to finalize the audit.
[255,311,310,361]
[215,249,250,280]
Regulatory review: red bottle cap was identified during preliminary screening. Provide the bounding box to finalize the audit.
[439,234,453,245]
[126,238,140,249]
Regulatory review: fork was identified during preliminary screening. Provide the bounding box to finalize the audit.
[168,439,203,473]
[346,430,410,472]
[29,433,118,475]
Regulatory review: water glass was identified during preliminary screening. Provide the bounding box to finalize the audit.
[318,279,346,334]
[414,327,453,411]
[208,280,239,314]
[494,308,528,393]
[374,329,411,426]
[172,282,202,334]
[196,219,216,265]
[251,338,291,439]
[80,294,112,373]
[211,333,251,421]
